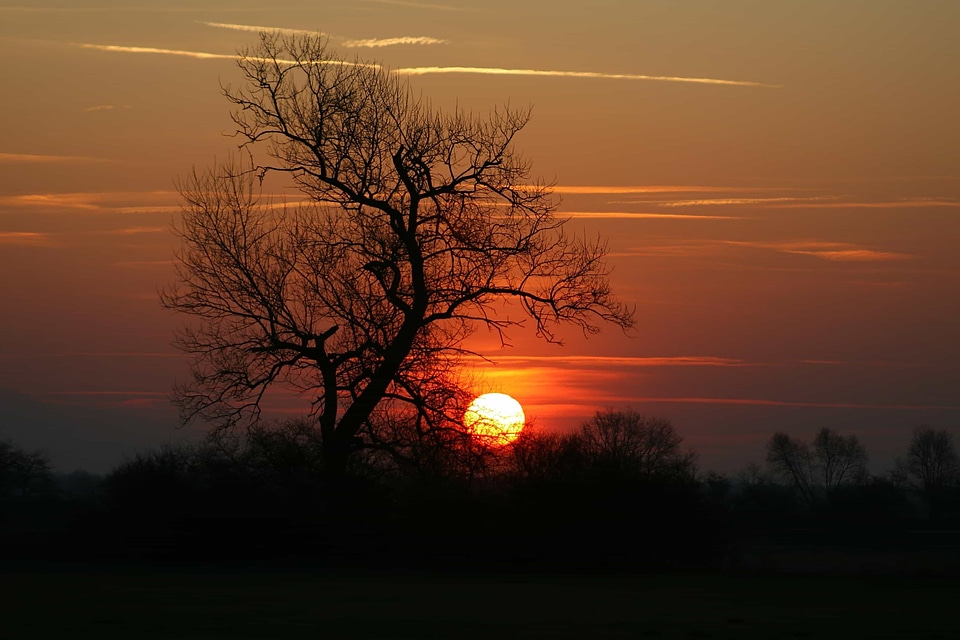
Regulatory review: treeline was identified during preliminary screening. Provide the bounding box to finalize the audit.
[2,414,959,571]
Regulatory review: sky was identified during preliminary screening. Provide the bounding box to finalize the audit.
[1,0,958,473]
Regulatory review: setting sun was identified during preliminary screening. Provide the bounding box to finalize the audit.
[463,393,526,445]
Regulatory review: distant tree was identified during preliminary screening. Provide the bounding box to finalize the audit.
[577,409,697,480]
[162,33,634,474]
[895,427,959,520]
[766,428,868,503]
[898,427,959,491]
[811,427,868,492]
[0,438,54,502]
[766,432,813,502]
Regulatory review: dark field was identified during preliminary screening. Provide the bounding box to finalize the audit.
[2,567,957,639]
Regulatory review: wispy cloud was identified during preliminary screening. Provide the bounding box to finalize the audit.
[199,21,448,48]
[395,66,777,87]
[0,152,109,163]
[198,21,321,37]
[562,211,743,220]
[79,43,242,61]
[0,191,177,213]
[343,36,448,47]
[471,355,750,367]
[0,231,53,246]
[84,104,131,112]
[365,0,472,11]
[630,397,960,411]
[661,197,833,207]
[549,185,780,195]
[77,42,773,87]
[775,200,960,209]
[725,240,912,262]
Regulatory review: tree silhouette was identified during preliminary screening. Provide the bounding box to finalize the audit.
[577,409,697,479]
[0,438,53,502]
[766,428,867,503]
[162,34,634,473]
[896,426,959,519]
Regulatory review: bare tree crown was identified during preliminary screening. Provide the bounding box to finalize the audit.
[162,34,634,471]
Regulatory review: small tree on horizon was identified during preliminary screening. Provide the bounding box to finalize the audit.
[162,33,634,475]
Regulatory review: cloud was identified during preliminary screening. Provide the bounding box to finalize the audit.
[197,21,321,37]
[549,185,780,195]
[0,191,178,213]
[775,200,959,209]
[725,240,912,262]
[199,21,447,48]
[661,197,833,207]
[84,104,131,112]
[343,36,449,47]
[364,0,472,11]
[395,66,777,87]
[78,42,774,87]
[0,231,53,246]
[79,43,242,61]
[562,211,743,220]
[0,152,109,163]
[630,397,960,411]
[471,355,750,367]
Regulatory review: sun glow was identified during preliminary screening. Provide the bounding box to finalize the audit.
[464,393,526,445]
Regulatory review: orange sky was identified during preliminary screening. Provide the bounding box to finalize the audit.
[1,0,958,472]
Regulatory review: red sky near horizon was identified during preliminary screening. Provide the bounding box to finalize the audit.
[1,0,958,473]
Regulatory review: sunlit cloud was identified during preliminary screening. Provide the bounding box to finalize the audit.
[774,200,959,209]
[0,191,177,213]
[199,21,448,48]
[77,43,376,67]
[84,104,131,112]
[471,355,750,367]
[562,211,744,220]
[76,44,771,87]
[0,152,109,163]
[725,240,912,262]
[630,397,960,411]
[343,36,449,47]
[95,227,166,236]
[0,231,53,246]
[79,43,242,61]
[661,197,833,207]
[395,66,777,87]
[549,185,781,195]
[198,21,321,37]
[364,0,472,11]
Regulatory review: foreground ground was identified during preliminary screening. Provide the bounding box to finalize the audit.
[1,566,957,639]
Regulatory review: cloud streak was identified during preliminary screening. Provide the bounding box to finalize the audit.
[395,66,777,87]
[0,232,53,246]
[198,21,321,37]
[725,240,912,262]
[471,355,750,367]
[562,211,744,220]
[199,21,448,48]
[631,397,960,411]
[550,185,783,195]
[343,36,449,47]
[77,43,774,87]
[0,152,109,163]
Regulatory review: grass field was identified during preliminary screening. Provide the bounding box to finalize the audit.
[2,566,957,639]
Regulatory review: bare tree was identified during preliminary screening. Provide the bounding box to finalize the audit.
[0,438,53,501]
[577,409,697,479]
[766,432,813,502]
[767,428,868,502]
[162,33,634,474]
[897,426,959,492]
[811,427,868,492]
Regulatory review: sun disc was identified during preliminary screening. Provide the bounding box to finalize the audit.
[464,393,525,444]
